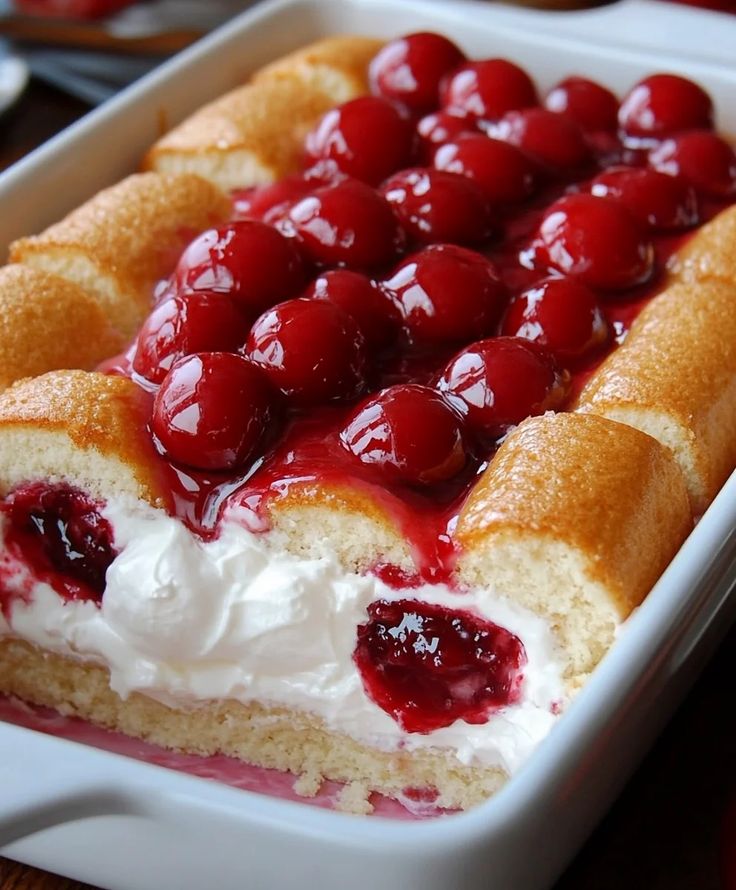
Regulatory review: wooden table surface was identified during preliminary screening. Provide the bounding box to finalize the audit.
[0,74,735,890]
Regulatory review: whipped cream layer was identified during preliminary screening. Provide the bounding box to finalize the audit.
[0,499,566,773]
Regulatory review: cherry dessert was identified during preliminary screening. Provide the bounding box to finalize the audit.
[485,108,591,176]
[649,131,736,199]
[618,73,714,142]
[544,76,619,134]
[415,111,477,162]
[354,599,526,732]
[589,166,699,230]
[440,58,538,123]
[3,483,117,602]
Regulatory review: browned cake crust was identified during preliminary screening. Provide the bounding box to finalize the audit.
[668,204,736,288]
[0,639,505,813]
[456,412,692,676]
[575,278,736,513]
[0,265,124,390]
[9,172,231,336]
[143,36,382,190]
[0,370,167,506]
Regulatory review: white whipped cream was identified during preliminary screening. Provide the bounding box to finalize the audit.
[0,499,566,773]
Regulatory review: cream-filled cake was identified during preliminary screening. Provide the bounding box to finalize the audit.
[0,32,734,813]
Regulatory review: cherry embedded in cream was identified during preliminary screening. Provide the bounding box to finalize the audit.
[354,598,526,732]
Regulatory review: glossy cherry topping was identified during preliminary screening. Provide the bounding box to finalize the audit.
[524,193,655,291]
[544,76,619,133]
[340,384,468,486]
[354,598,526,732]
[3,483,117,602]
[281,178,405,271]
[380,167,495,246]
[440,59,538,123]
[174,220,306,318]
[438,337,569,441]
[369,32,466,113]
[133,292,250,385]
[304,96,414,186]
[501,277,610,362]
[232,175,316,224]
[415,111,476,162]
[618,73,714,141]
[433,134,538,205]
[383,244,506,346]
[304,269,400,350]
[649,131,736,199]
[247,298,367,407]
[589,166,699,230]
[485,108,591,176]
[152,352,278,471]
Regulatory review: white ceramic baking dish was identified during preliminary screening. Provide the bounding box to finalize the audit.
[1,1,735,887]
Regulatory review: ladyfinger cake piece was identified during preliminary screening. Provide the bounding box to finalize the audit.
[1,31,735,813]
[9,172,231,336]
[0,265,124,391]
[143,36,383,190]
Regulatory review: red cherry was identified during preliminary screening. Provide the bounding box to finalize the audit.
[649,131,736,199]
[380,167,495,246]
[440,59,538,122]
[438,337,569,440]
[525,194,654,291]
[247,298,367,406]
[486,108,591,175]
[340,384,468,486]
[416,111,477,162]
[589,166,698,230]
[501,277,609,361]
[369,32,466,113]
[544,76,619,133]
[152,353,278,471]
[433,134,538,205]
[354,598,526,732]
[383,244,506,346]
[231,176,314,223]
[4,483,116,602]
[132,292,250,384]
[304,96,414,186]
[618,73,714,141]
[304,269,400,350]
[174,220,306,318]
[281,178,405,271]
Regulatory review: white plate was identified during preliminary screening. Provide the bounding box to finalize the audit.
[0,1,736,888]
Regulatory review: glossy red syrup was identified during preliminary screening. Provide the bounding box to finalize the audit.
[354,599,526,732]
[1,483,116,606]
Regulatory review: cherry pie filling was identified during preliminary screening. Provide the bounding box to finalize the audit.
[2,33,735,735]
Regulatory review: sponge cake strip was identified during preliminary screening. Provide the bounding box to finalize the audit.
[575,279,736,513]
[0,265,124,390]
[668,205,736,288]
[0,370,167,507]
[455,412,692,677]
[10,172,231,337]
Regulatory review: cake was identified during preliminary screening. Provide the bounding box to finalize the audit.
[0,32,734,814]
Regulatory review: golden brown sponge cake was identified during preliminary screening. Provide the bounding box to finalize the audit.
[0,370,166,505]
[575,279,736,514]
[143,36,382,190]
[668,204,736,288]
[0,265,124,390]
[455,412,692,677]
[9,172,231,337]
